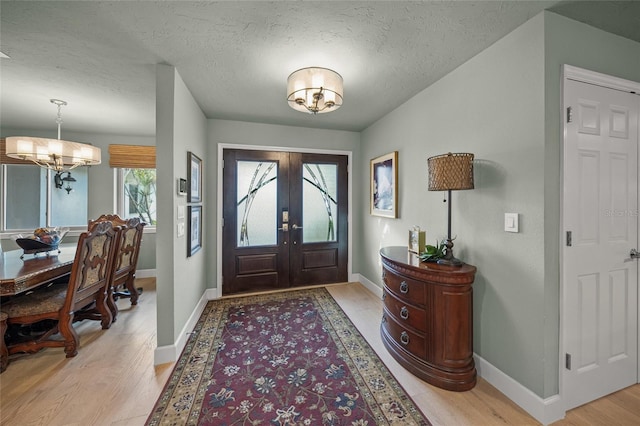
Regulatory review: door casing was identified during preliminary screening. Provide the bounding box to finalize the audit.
[560,64,640,410]
[215,143,353,298]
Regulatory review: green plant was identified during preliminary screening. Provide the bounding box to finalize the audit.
[419,240,446,262]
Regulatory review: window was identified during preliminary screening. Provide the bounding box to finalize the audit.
[2,164,89,231]
[0,141,157,231]
[117,168,157,225]
[110,144,157,226]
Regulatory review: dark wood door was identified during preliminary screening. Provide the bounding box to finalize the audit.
[289,152,348,286]
[222,149,348,295]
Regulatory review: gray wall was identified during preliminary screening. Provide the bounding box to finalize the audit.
[206,119,362,292]
[359,11,640,399]
[156,65,208,347]
[541,11,640,397]
[361,12,547,396]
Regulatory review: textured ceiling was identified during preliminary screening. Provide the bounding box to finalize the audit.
[1,1,638,137]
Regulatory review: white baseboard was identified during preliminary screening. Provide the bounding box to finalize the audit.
[357,273,565,425]
[153,288,209,366]
[474,354,565,425]
[356,273,383,299]
[135,269,156,278]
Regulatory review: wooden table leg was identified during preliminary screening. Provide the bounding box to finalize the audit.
[0,312,8,373]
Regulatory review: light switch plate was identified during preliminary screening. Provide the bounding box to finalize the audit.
[505,213,519,233]
[177,222,185,237]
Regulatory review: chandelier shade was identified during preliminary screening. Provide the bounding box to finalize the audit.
[4,99,101,172]
[6,136,101,171]
[287,67,343,114]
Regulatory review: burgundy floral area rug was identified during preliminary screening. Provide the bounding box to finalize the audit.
[146,287,431,425]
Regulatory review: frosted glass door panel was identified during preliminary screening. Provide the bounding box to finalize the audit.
[303,163,337,243]
[237,161,277,246]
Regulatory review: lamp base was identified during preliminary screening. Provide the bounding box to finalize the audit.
[436,257,464,266]
[437,238,464,266]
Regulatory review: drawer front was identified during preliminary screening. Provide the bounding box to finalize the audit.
[383,289,428,333]
[382,309,426,359]
[382,268,425,305]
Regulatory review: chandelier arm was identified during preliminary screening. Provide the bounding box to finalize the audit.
[312,87,324,114]
[23,157,59,172]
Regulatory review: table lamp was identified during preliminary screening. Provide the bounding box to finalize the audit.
[427,152,474,266]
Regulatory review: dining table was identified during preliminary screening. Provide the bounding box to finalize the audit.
[0,243,77,372]
[1,244,76,296]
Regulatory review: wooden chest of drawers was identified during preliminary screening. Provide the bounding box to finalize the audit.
[380,246,477,391]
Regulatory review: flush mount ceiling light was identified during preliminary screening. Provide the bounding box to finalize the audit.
[6,99,101,172]
[287,67,343,114]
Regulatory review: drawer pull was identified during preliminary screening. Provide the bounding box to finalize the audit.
[400,306,409,320]
[400,281,409,294]
[381,315,387,324]
[382,292,386,301]
[400,331,410,345]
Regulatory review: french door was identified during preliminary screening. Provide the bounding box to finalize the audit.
[222,149,348,295]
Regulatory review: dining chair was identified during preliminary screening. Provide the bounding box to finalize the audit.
[87,214,146,320]
[0,311,8,372]
[2,221,120,358]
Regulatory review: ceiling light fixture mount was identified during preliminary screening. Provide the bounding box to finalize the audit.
[287,67,343,114]
[5,99,101,172]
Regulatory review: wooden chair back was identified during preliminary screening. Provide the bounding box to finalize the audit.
[88,214,146,313]
[65,221,121,327]
[4,221,120,358]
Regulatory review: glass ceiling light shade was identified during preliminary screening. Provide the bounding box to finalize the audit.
[287,67,343,114]
[5,99,101,172]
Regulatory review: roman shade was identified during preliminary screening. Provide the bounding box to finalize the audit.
[108,144,156,169]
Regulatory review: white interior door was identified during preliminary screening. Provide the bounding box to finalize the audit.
[563,78,639,410]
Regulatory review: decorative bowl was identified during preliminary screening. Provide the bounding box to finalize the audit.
[12,228,69,258]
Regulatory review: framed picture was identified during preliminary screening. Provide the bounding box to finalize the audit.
[188,205,202,257]
[370,151,398,218]
[188,152,202,203]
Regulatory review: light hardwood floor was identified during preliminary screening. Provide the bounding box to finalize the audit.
[0,279,638,425]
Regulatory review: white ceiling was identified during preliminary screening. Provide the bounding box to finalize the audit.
[1,1,639,137]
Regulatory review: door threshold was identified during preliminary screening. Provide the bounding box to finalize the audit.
[221,281,354,299]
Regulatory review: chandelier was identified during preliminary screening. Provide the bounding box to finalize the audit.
[5,99,101,172]
[287,67,343,114]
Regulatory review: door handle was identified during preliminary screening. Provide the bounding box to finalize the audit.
[278,223,288,232]
[292,224,302,230]
[631,248,639,259]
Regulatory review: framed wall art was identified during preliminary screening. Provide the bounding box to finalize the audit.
[188,151,202,203]
[370,151,398,218]
[188,205,202,257]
